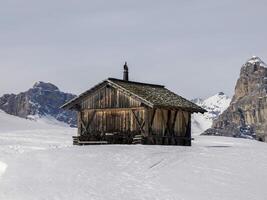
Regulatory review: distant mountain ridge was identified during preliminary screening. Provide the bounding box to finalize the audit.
[0,81,77,127]
[191,92,231,135]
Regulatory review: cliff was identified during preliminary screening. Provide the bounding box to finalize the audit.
[203,56,267,141]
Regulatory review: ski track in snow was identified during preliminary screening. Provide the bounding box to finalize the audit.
[1,111,267,200]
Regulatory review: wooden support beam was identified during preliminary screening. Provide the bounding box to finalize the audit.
[185,113,191,138]
[80,118,87,135]
[131,110,145,135]
[85,110,96,131]
[77,111,82,136]
[160,109,166,136]
[161,109,171,137]
[181,111,188,136]
[166,110,172,136]
[83,107,146,112]
[170,110,178,136]
[181,112,192,145]
[150,109,156,128]
[147,108,156,136]
[141,121,145,129]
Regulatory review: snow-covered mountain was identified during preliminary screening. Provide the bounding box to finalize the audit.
[191,92,231,135]
[0,81,77,127]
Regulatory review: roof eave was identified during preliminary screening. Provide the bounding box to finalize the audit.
[153,105,207,113]
[107,79,154,108]
[60,79,110,110]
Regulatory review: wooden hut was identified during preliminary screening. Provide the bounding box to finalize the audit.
[61,63,206,146]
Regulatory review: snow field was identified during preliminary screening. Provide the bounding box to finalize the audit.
[1,110,267,200]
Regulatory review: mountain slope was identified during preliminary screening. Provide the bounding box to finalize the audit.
[0,81,77,127]
[0,110,75,154]
[203,56,267,141]
[0,110,69,132]
[192,92,231,135]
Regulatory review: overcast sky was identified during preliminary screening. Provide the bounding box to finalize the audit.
[1,0,267,99]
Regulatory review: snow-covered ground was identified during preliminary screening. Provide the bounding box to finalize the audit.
[0,110,75,154]
[1,110,267,200]
[192,92,231,135]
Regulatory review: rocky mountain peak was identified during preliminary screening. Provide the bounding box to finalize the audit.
[203,57,267,141]
[245,56,267,67]
[0,81,77,127]
[233,56,267,102]
[33,81,59,91]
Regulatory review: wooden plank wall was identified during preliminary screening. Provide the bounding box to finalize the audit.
[81,84,141,109]
[78,108,190,137]
[81,108,145,134]
[150,109,189,137]
[77,111,82,136]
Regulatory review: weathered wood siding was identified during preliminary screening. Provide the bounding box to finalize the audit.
[78,108,190,137]
[78,108,145,135]
[149,109,190,136]
[81,84,141,109]
[76,84,192,145]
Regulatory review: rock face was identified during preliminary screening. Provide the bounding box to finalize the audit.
[0,82,77,127]
[203,56,267,141]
